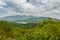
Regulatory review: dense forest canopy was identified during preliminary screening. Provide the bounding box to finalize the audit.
[0,18,60,40]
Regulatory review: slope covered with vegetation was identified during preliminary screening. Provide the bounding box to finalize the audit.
[0,18,60,40]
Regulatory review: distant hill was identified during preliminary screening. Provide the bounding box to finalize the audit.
[0,15,58,23]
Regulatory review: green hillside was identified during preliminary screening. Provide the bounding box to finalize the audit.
[0,18,60,40]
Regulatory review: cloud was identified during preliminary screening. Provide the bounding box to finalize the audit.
[0,1,6,5]
[0,0,60,19]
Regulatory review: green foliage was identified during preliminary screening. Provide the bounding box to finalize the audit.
[0,18,60,40]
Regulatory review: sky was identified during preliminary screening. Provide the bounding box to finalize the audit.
[0,0,60,19]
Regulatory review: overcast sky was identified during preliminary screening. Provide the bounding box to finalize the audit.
[0,0,60,19]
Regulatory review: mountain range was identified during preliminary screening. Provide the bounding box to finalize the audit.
[0,15,58,23]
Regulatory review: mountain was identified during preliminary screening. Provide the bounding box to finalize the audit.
[0,15,57,23]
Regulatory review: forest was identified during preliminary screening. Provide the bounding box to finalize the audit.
[0,18,60,40]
